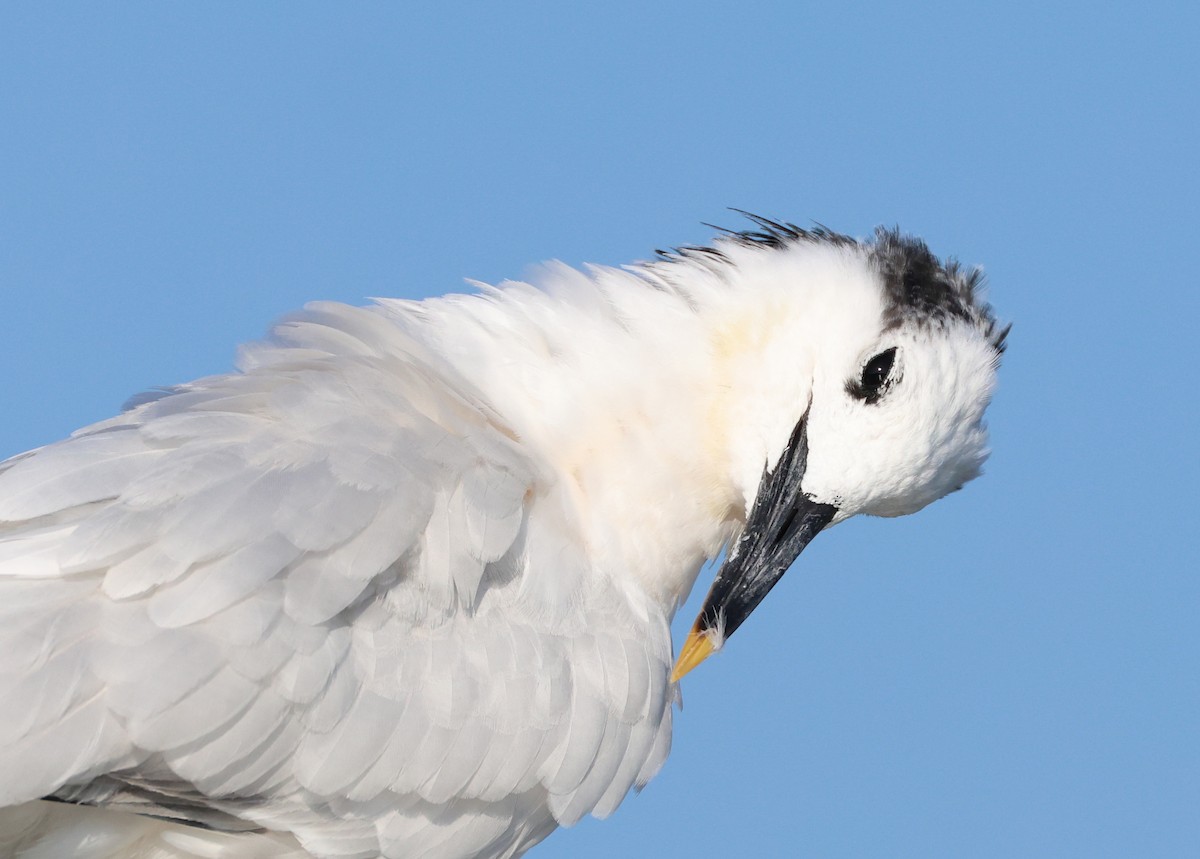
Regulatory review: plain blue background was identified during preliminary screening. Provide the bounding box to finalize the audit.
[2,3,1196,856]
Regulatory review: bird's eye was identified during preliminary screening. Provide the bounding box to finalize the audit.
[862,348,896,392]
[847,347,898,404]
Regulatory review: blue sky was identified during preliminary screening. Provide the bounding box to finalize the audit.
[2,2,1196,856]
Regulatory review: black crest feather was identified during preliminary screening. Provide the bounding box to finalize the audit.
[656,212,1008,356]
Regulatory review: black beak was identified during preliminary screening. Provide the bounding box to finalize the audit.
[672,416,837,681]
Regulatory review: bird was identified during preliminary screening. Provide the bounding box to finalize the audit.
[0,214,1007,859]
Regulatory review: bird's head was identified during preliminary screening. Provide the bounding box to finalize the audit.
[672,219,1008,681]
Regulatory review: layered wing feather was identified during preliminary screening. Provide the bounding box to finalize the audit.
[0,303,674,859]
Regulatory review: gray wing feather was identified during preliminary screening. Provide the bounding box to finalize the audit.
[0,302,673,856]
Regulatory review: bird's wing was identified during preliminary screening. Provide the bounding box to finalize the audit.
[0,303,673,856]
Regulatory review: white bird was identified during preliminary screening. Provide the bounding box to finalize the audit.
[0,215,1006,859]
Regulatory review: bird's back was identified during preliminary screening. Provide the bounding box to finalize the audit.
[0,301,675,858]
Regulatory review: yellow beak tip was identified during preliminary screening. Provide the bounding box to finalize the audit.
[670,630,717,683]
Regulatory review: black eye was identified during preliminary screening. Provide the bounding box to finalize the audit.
[862,348,896,391]
[848,347,898,404]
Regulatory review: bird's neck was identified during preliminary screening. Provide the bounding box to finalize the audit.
[398,251,839,615]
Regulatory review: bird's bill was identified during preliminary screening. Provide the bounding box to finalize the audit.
[671,419,837,682]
